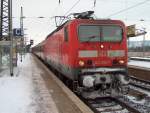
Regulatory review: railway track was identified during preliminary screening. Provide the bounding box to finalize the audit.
[82,93,150,113]
[85,97,129,113]
[130,76,150,91]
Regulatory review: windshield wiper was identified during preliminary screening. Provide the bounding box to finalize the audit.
[84,35,98,43]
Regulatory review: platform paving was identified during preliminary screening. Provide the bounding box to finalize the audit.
[0,53,93,113]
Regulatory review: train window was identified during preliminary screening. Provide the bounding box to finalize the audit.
[79,25,100,42]
[101,26,122,42]
[64,27,68,42]
[78,25,123,42]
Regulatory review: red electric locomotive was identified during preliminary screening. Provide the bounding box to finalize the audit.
[33,11,129,98]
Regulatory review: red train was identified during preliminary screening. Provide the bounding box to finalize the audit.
[32,11,129,98]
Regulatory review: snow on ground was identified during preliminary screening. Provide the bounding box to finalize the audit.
[0,63,33,113]
[128,60,150,69]
[0,54,59,113]
[0,76,32,113]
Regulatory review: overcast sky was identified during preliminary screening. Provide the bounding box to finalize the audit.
[12,0,150,45]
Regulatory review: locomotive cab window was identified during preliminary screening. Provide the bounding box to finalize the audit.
[64,27,68,42]
[101,26,122,42]
[78,25,100,42]
[78,25,123,42]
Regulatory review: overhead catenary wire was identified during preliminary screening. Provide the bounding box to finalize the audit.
[13,0,150,27]
[63,0,81,16]
[12,16,54,19]
[54,0,81,26]
[107,0,150,18]
[12,16,150,22]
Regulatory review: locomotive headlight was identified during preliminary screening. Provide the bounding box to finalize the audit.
[119,60,125,64]
[79,60,85,66]
[100,44,104,49]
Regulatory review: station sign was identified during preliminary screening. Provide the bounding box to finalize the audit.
[13,28,23,36]
[127,25,136,37]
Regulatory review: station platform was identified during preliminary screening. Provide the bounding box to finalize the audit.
[128,60,150,69]
[0,53,93,113]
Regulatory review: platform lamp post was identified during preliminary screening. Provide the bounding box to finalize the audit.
[20,6,24,62]
[0,47,2,69]
[140,19,146,57]
[23,33,28,55]
[8,0,13,76]
[142,28,146,57]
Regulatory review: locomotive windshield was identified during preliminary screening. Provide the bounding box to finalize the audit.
[78,25,122,42]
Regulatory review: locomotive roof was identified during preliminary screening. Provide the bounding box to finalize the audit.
[45,18,125,40]
[46,21,69,39]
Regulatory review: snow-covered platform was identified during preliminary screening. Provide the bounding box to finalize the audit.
[0,54,93,113]
[128,60,150,69]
